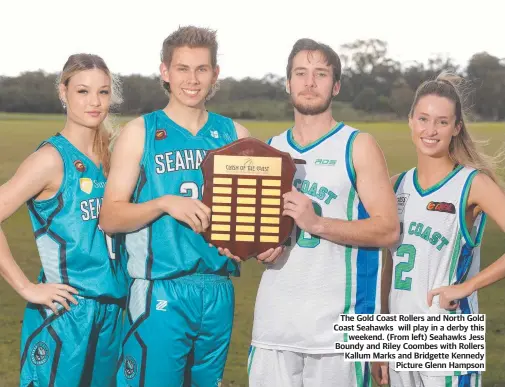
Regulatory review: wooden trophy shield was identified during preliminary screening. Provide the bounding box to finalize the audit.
[201,137,296,260]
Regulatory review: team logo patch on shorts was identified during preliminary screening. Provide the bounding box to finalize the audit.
[31,342,49,366]
[396,193,410,214]
[124,356,137,379]
[155,129,167,140]
[426,201,456,214]
[74,160,86,172]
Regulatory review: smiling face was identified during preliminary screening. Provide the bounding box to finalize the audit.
[409,94,461,158]
[160,46,219,108]
[287,49,340,116]
[59,68,111,129]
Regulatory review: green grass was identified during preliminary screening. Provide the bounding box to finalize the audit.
[0,114,504,386]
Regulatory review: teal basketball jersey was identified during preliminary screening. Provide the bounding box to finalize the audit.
[27,134,128,299]
[125,110,240,280]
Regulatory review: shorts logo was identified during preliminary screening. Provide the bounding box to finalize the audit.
[31,342,49,366]
[124,356,137,379]
[427,201,456,214]
[74,160,86,172]
[156,300,167,312]
[79,178,93,194]
[397,193,410,214]
[155,129,167,140]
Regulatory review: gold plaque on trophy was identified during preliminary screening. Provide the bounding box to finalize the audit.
[201,138,297,260]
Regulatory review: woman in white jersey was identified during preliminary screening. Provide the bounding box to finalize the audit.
[373,73,505,387]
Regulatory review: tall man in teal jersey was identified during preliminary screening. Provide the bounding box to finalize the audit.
[100,26,278,387]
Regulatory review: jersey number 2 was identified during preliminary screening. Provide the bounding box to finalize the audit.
[394,244,416,290]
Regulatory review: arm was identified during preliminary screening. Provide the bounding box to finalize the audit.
[283,133,400,248]
[99,118,164,233]
[373,249,392,386]
[0,146,78,312]
[428,173,505,308]
[373,174,402,386]
[234,121,250,139]
[381,174,400,314]
[100,118,211,234]
[381,249,393,314]
[374,247,393,386]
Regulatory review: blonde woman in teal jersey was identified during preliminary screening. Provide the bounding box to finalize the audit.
[0,54,128,387]
[374,73,505,387]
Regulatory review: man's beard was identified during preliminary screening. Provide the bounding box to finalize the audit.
[291,93,332,115]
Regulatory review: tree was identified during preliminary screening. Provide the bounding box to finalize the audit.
[0,45,504,121]
[466,52,505,120]
[389,79,415,118]
[352,87,378,112]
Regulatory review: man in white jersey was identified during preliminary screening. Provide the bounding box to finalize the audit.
[248,38,400,387]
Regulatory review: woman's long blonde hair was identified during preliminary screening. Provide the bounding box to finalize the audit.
[57,53,123,175]
[409,72,504,185]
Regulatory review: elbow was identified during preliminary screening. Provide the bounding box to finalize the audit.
[99,207,116,234]
[382,221,400,248]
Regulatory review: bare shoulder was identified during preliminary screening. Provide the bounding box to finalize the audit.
[113,117,146,153]
[233,121,251,139]
[471,171,495,188]
[121,117,145,136]
[352,132,386,167]
[390,173,402,187]
[353,132,382,153]
[0,143,63,205]
[467,171,505,230]
[28,143,63,174]
[469,171,502,201]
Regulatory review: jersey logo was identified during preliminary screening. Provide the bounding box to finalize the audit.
[74,160,86,172]
[156,300,168,311]
[31,342,49,366]
[79,178,93,194]
[397,193,410,214]
[426,201,456,214]
[315,159,336,166]
[124,356,137,379]
[210,130,219,139]
[155,129,167,140]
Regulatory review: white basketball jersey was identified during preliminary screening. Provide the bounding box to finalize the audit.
[252,123,382,354]
[390,166,486,316]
